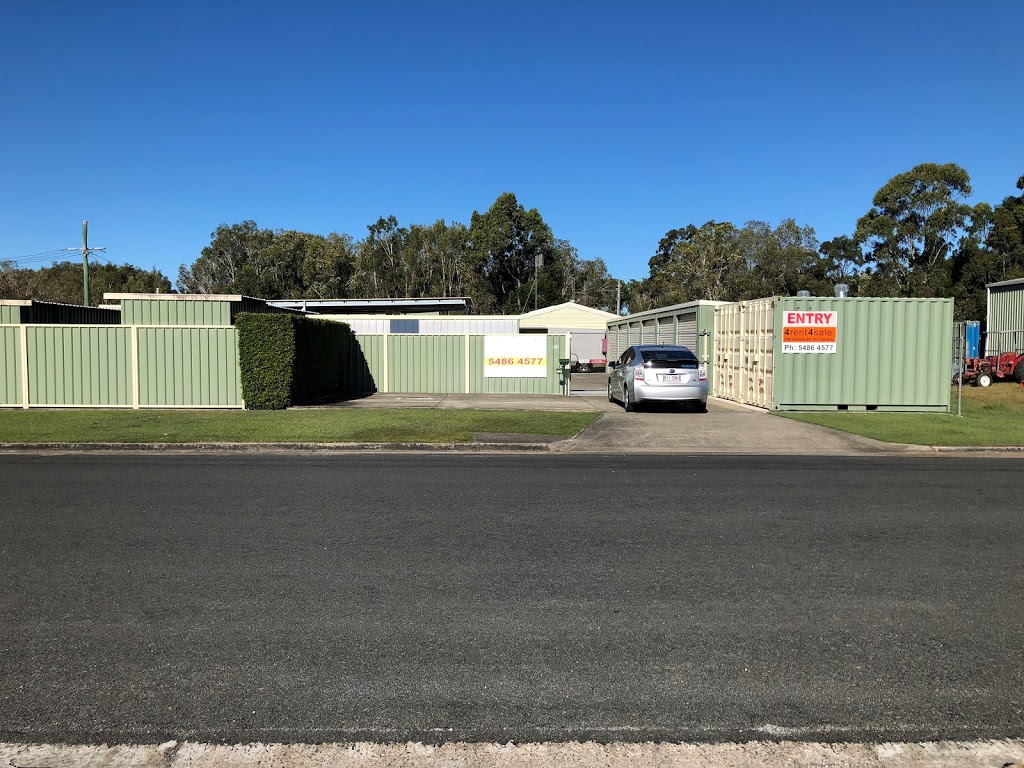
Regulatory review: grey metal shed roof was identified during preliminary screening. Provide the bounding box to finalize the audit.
[986,277,1024,289]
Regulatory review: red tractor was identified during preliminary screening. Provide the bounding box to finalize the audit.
[963,351,1024,387]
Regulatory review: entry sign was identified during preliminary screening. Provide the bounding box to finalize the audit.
[782,310,838,354]
[484,335,548,377]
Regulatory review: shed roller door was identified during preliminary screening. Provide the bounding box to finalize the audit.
[678,315,697,351]
[642,320,657,344]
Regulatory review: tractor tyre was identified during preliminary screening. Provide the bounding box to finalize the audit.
[976,372,993,388]
[1016,361,1024,384]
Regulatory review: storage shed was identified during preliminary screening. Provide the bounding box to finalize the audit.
[714,296,953,411]
[103,293,292,326]
[606,301,726,384]
[519,302,618,371]
[985,277,1024,356]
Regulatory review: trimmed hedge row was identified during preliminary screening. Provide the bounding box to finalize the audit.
[236,313,353,409]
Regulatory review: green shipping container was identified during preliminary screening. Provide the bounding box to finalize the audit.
[771,297,953,411]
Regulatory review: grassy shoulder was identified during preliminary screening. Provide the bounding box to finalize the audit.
[776,385,1024,446]
[0,409,601,444]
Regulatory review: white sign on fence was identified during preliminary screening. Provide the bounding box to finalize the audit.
[483,335,547,378]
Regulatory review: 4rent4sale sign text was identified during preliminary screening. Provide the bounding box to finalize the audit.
[782,310,838,354]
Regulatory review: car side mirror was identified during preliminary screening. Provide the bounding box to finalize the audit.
[608,362,617,369]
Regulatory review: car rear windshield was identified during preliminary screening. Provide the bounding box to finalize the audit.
[640,350,698,368]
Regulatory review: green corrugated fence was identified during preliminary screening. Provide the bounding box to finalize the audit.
[345,334,568,394]
[0,325,242,409]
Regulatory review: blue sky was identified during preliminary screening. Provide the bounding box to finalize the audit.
[2,1,1021,287]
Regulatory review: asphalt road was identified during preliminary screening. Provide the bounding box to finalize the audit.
[0,453,1022,745]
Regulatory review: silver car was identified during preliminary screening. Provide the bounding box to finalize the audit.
[607,344,708,412]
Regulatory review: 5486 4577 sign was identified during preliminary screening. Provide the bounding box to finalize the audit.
[782,310,838,354]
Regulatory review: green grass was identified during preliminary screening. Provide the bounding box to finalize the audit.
[0,409,601,444]
[777,385,1024,446]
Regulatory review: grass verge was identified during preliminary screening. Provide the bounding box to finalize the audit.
[0,409,601,444]
[776,385,1024,446]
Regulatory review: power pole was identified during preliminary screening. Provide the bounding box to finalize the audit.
[64,221,105,306]
[616,280,621,315]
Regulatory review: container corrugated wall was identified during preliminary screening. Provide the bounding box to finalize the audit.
[120,299,232,326]
[0,326,22,405]
[986,283,1024,355]
[26,326,132,406]
[773,297,952,411]
[137,328,242,407]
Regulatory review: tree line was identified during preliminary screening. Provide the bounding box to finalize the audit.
[623,164,1024,320]
[3,168,1021,319]
[176,192,616,314]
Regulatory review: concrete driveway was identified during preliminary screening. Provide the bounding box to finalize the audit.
[554,396,922,455]
[305,390,916,456]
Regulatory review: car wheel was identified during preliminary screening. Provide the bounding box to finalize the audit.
[692,401,708,413]
[976,372,993,388]
[607,380,615,402]
[623,385,635,412]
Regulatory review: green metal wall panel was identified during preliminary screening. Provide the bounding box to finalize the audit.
[696,303,718,389]
[345,335,385,393]
[137,327,242,407]
[773,297,952,411]
[0,305,23,324]
[343,334,567,394]
[388,335,466,393]
[26,326,132,406]
[468,335,566,394]
[0,327,22,405]
[120,299,232,326]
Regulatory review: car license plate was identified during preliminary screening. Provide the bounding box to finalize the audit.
[660,374,682,383]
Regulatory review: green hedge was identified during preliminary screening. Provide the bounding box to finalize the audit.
[236,313,352,409]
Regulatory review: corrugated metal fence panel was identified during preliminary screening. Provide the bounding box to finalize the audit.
[121,299,232,326]
[345,334,385,394]
[0,305,22,324]
[468,335,566,394]
[388,335,466,393]
[26,326,132,406]
[0,326,22,405]
[773,297,952,410]
[137,327,242,407]
[986,284,1024,355]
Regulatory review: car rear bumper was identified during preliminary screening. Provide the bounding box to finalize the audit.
[633,382,709,403]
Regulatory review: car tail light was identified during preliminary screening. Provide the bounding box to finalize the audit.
[634,365,646,381]
[699,367,707,381]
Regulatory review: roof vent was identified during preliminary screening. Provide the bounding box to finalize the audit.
[834,283,849,298]
[796,290,811,297]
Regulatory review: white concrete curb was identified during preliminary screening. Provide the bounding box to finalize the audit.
[2,739,1023,767]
